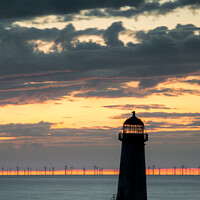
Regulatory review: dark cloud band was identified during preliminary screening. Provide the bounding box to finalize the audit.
[0,0,143,20]
[0,22,200,105]
[1,0,200,21]
[85,0,200,18]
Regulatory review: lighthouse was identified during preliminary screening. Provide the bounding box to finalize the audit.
[117,111,148,200]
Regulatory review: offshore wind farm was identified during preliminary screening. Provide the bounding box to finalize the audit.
[1,167,199,176]
[0,168,200,176]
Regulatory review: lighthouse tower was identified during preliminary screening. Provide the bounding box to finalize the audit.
[117,111,148,200]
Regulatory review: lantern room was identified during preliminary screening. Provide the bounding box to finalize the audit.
[119,111,148,142]
[122,111,144,134]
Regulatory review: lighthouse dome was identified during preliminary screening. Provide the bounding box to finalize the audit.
[123,111,144,126]
[122,111,144,134]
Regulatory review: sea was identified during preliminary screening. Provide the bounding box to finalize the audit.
[0,175,199,200]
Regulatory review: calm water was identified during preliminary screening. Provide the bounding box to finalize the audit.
[0,175,199,200]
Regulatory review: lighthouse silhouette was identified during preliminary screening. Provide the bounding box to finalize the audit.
[117,111,148,200]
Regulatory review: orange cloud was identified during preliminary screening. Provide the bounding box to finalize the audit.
[0,137,16,140]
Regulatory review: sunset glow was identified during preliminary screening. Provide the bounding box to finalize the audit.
[0,137,16,140]
[1,168,199,176]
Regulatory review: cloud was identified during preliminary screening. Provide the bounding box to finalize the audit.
[139,77,167,88]
[0,22,200,105]
[103,104,173,110]
[138,112,200,118]
[0,120,199,168]
[0,121,53,137]
[185,79,200,85]
[0,119,199,145]
[110,112,200,119]
[74,87,200,98]
[0,0,143,20]
[0,121,120,145]
[0,0,199,22]
[103,21,125,47]
[85,0,200,18]
[146,120,200,130]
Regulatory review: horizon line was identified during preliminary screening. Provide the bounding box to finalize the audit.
[1,168,199,176]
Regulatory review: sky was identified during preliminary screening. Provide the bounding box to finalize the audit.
[0,0,200,170]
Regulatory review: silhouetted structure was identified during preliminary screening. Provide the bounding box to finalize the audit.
[16,166,19,176]
[71,167,73,175]
[83,168,86,175]
[100,168,103,175]
[148,166,150,175]
[52,167,55,175]
[152,165,155,175]
[117,111,148,200]
[94,166,96,175]
[96,166,99,175]
[182,165,184,175]
[65,166,67,175]
[174,166,176,175]
[44,166,47,175]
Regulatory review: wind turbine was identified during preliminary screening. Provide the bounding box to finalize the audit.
[65,166,67,175]
[44,166,47,175]
[181,165,184,175]
[152,165,155,175]
[16,166,19,176]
